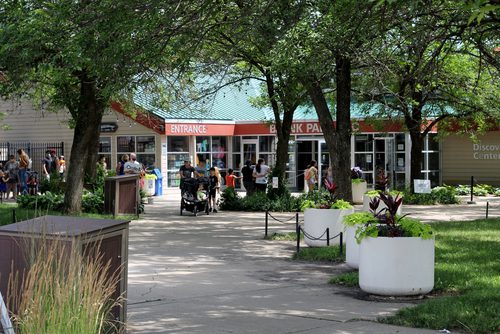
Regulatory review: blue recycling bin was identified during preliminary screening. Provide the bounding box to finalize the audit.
[152,168,163,196]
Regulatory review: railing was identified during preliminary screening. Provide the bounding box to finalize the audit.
[0,141,64,175]
[264,210,343,254]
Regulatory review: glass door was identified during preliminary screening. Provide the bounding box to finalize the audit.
[242,140,258,165]
[374,137,396,190]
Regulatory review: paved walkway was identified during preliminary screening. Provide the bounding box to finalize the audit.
[126,191,499,333]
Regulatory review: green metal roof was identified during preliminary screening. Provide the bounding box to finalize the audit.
[132,79,418,122]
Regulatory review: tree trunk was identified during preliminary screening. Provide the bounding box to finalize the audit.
[64,76,104,214]
[303,76,339,193]
[264,72,295,193]
[409,131,424,193]
[334,54,352,201]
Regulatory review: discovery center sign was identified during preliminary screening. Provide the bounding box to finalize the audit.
[473,141,500,160]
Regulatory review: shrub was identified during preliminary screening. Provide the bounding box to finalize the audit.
[39,173,65,195]
[81,188,104,214]
[431,186,459,204]
[220,187,242,210]
[400,186,459,205]
[17,192,64,211]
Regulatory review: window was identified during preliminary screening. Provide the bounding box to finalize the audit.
[195,136,228,171]
[166,136,190,187]
[98,137,111,170]
[421,134,440,185]
[258,136,276,166]
[353,134,374,185]
[116,135,156,169]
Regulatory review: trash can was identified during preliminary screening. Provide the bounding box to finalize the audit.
[152,168,163,196]
[144,173,156,197]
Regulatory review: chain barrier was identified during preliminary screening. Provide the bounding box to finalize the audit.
[266,211,298,223]
[264,211,300,238]
[295,225,343,255]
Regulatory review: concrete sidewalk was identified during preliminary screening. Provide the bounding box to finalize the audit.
[126,191,498,333]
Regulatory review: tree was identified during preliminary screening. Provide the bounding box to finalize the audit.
[273,0,398,201]
[196,0,308,191]
[357,1,499,190]
[0,0,219,212]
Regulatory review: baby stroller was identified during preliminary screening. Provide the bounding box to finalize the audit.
[26,171,39,195]
[180,177,209,216]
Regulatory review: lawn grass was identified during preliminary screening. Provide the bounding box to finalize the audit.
[293,245,345,262]
[0,203,136,226]
[326,218,499,334]
[382,218,500,334]
[264,231,300,241]
[329,271,359,287]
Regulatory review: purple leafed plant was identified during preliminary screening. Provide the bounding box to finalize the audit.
[369,192,405,237]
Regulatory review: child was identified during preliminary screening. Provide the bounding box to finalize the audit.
[208,167,219,213]
[196,183,206,201]
[0,170,7,200]
[225,169,242,189]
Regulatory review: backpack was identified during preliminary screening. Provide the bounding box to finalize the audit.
[304,168,311,181]
[27,158,32,169]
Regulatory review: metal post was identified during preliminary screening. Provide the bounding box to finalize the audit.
[339,232,343,255]
[12,209,16,224]
[326,228,330,246]
[265,210,269,238]
[296,225,301,254]
[486,202,489,219]
[467,176,476,204]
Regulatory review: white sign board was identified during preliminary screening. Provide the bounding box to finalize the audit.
[272,177,279,189]
[414,179,431,194]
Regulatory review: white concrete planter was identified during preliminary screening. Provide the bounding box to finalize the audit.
[303,208,354,247]
[351,181,367,204]
[359,237,435,296]
[345,225,361,269]
[363,194,403,216]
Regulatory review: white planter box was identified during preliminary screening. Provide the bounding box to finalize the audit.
[363,195,403,216]
[303,208,354,247]
[359,237,435,296]
[345,225,360,269]
[351,181,367,204]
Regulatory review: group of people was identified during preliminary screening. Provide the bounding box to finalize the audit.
[178,157,271,212]
[240,158,270,195]
[0,148,66,200]
[179,160,222,213]
[304,160,335,193]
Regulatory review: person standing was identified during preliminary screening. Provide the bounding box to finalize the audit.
[116,154,129,176]
[124,153,145,188]
[305,160,318,193]
[49,150,59,178]
[178,160,195,190]
[225,169,242,189]
[241,160,254,196]
[42,150,53,180]
[4,155,19,200]
[97,155,107,174]
[208,167,219,213]
[59,155,66,178]
[194,160,207,178]
[253,158,270,192]
[17,149,30,195]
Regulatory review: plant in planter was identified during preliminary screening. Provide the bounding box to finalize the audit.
[342,212,377,269]
[351,167,367,203]
[302,182,354,247]
[363,173,403,215]
[352,195,434,296]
